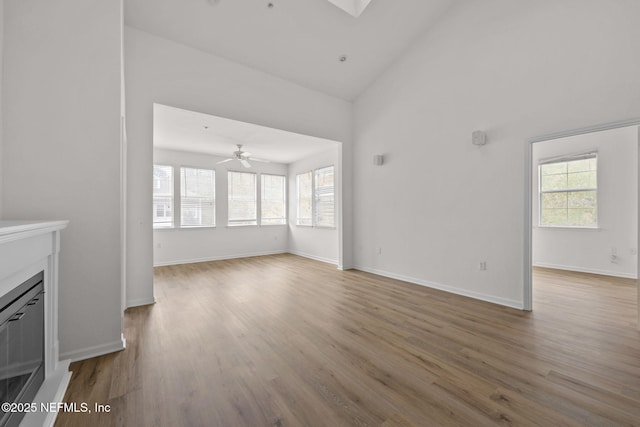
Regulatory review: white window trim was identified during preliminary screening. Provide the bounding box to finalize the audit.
[153,164,175,230]
[180,166,216,229]
[227,170,258,227]
[538,152,598,229]
[260,173,288,226]
[295,166,336,229]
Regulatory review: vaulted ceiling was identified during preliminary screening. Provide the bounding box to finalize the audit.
[125,0,458,101]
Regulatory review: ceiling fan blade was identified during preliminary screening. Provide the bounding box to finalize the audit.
[249,157,271,163]
[240,159,252,168]
[216,158,234,164]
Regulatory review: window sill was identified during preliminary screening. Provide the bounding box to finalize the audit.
[535,225,601,231]
[180,226,217,230]
[154,226,216,231]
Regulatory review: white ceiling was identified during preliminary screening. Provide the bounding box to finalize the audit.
[153,104,339,164]
[124,0,457,100]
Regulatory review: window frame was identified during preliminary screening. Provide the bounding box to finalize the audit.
[296,165,336,229]
[180,166,216,228]
[313,165,336,229]
[227,170,258,227]
[296,171,314,227]
[260,173,287,226]
[538,152,598,229]
[152,164,174,229]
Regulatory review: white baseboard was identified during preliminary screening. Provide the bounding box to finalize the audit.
[126,296,156,308]
[533,262,638,279]
[60,334,126,362]
[154,250,287,267]
[288,250,338,266]
[354,265,523,310]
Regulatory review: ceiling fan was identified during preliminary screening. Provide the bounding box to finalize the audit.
[215,144,270,168]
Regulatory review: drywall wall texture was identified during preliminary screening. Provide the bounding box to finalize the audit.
[532,126,638,278]
[124,27,353,307]
[2,0,124,359]
[288,146,340,264]
[353,0,640,308]
[153,148,289,266]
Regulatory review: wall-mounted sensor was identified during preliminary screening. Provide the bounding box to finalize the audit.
[472,130,487,146]
[373,154,384,166]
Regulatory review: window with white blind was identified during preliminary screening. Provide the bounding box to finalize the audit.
[296,171,313,226]
[296,166,335,228]
[261,174,286,225]
[181,167,215,227]
[153,164,173,228]
[314,166,335,228]
[228,171,257,226]
[539,152,597,227]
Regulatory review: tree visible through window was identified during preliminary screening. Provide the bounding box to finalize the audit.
[539,154,597,227]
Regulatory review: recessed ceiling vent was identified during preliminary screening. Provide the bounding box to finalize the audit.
[326,0,373,18]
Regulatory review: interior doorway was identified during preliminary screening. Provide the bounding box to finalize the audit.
[151,103,344,270]
[524,120,640,329]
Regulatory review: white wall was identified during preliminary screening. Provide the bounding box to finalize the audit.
[153,148,289,266]
[2,0,124,359]
[0,0,4,217]
[288,146,340,264]
[353,0,640,308]
[532,126,638,278]
[124,26,352,307]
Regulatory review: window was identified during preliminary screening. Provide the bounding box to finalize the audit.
[296,166,335,228]
[314,166,335,228]
[153,164,173,228]
[181,167,215,227]
[228,171,257,226]
[539,153,597,227]
[296,171,313,226]
[261,174,286,225]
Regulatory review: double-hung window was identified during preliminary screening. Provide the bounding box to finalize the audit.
[539,153,597,227]
[153,164,174,228]
[261,174,286,225]
[314,166,335,228]
[296,172,313,226]
[296,166,335,228]
[181,167,215,227]
[228,171,257,226]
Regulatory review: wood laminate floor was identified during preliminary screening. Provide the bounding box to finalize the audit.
[55,255,640,426]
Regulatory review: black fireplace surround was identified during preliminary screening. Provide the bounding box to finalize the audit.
[0,271,45,427]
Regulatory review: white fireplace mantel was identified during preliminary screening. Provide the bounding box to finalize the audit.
[0,220,71,427]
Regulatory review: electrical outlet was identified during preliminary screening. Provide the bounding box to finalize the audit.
[479,261,487,271]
